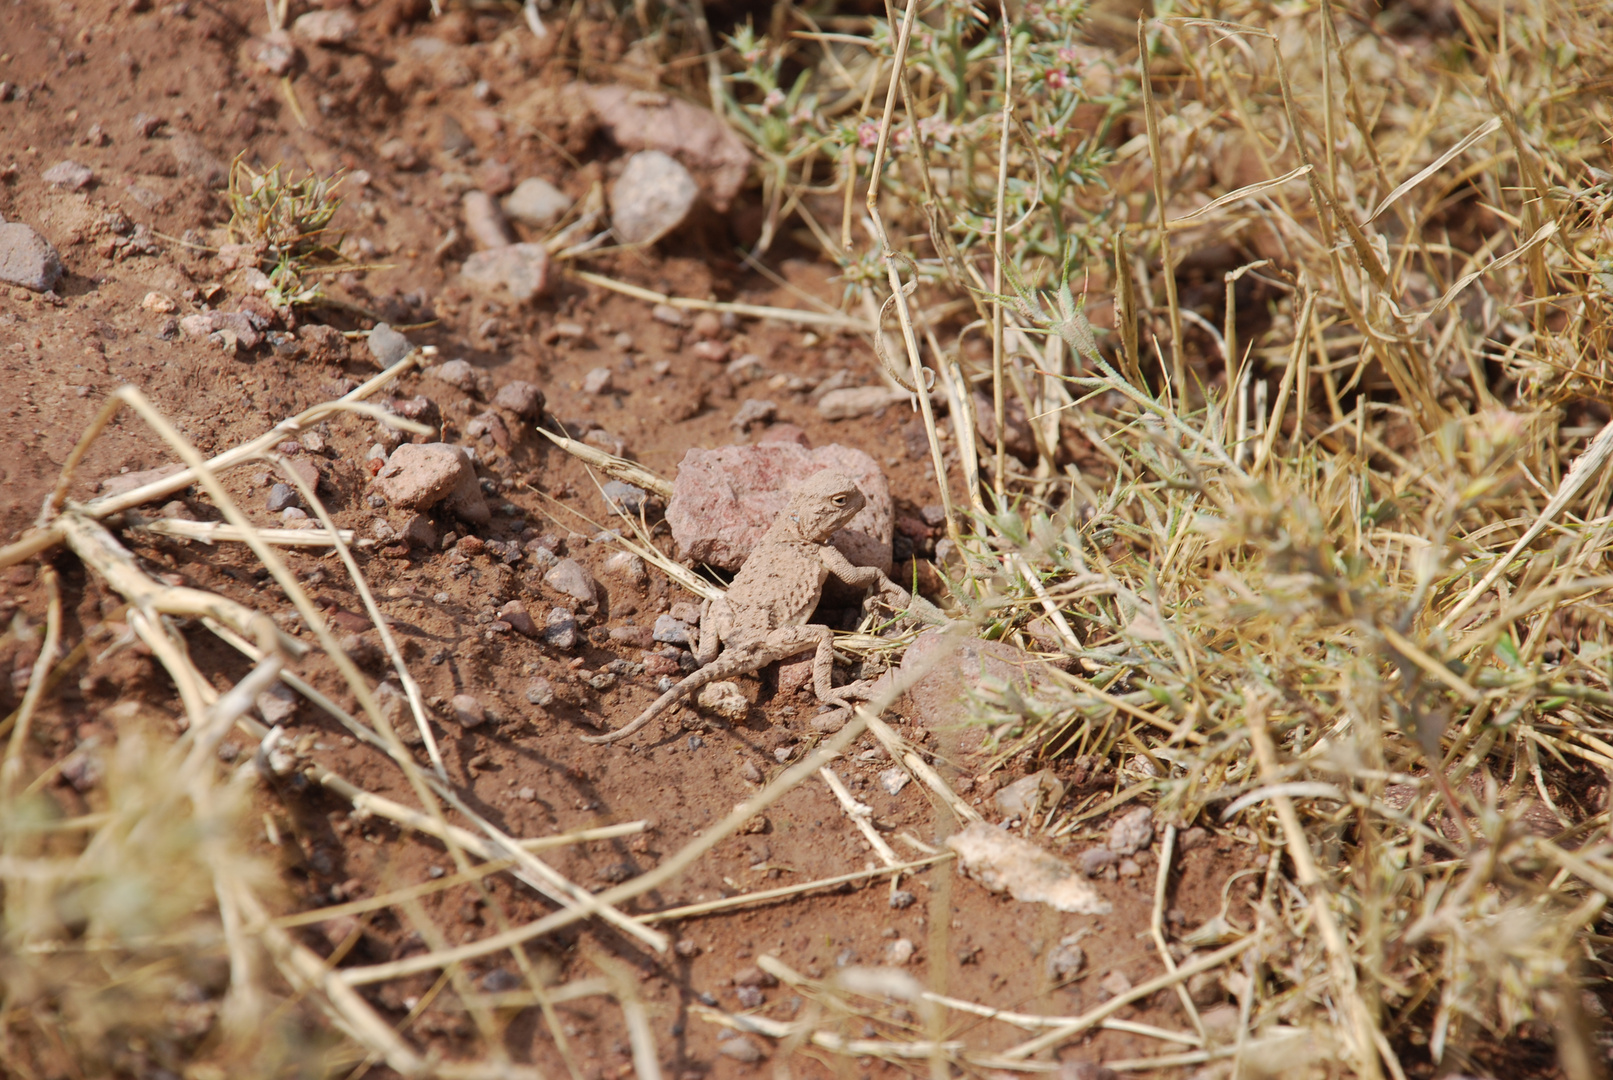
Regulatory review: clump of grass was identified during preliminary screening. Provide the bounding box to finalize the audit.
[225,158,349,308]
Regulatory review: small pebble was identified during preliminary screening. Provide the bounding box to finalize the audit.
[582,367,614,395]
[265,483,299,513]
[450,693,486,728]
[544,608,578,649]
[525,677,556,706]
[652,613,691,645]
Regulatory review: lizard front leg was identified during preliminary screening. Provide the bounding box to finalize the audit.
[819,545,945,625]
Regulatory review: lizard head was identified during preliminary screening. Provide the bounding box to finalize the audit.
[787,470,867,541]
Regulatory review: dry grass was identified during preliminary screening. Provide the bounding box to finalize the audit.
[6,0,1613,1075]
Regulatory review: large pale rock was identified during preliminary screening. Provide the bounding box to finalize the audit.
[609,150,698,245]
[373,443,471,511]
[666,443,892,574]
[461,243,550,303]
[946,823,1110,914]
[899,629,1056,745]
[0,223,63,292]
[586,84,751,210]
[818,385,910,421]
[292,8,358,46]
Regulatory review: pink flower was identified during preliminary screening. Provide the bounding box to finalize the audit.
[858,122,881,149]
[1046,70,1069,91]
[1057,46,1078,64]
[763,88,785,111]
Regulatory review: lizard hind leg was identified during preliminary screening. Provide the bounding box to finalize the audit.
[580,638,776,745]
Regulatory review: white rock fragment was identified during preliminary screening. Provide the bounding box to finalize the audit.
[696,681,748,721]
[945,822,1111,915]
[610,150,699,245]
[878,767,910,796]
[503,177,572,228]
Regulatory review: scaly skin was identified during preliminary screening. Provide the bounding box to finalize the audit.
[581,471,915,745]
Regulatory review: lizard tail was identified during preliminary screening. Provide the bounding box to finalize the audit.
[578,659,739,745]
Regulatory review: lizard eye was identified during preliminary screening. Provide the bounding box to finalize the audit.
[832,495,846,505]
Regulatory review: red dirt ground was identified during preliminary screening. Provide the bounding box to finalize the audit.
[0,0,1266,1075]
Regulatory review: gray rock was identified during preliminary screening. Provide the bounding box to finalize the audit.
[492,379,544,418]
[256,681,299,725]
[729,398,777,430]
[450,693,487,728]
[461,243,550,304]
[601,480,649,514]
[818,385,910,421]
[0,222,63,292]
[425,357,492,398]
[1107,806,1154,856]
[252,30,299,75]
[462,190,514,250]
[367,322,413,366]
[482,968,522,993]
[543,607,578,649]
[544,558,597,604]
[666,442,894,574]
[265,482,300,513]
[603,550,648,584]
[1046,938,1086,982]
[653,614,692,645]
[42,159,94,191]
[525,677,556,706]
[1077,846,1117,877]
[609,150,699,245]
[503,177,572,228]
[716,1037,764,1063]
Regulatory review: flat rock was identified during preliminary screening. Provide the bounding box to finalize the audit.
[729,398,776,430]
[255,681,299,725]
[265,482,300,512]
[601,480,649,514]
[462,190,514,250]
[696,680,748,721]
[818,385,910,421]
[368,322,413,366]
[503,177,572,228]
[425,357,493,398]
[609,150,699,246]
[946,823,1110,915]
[180,310,261,350]
[586,84,751,210]
[43,159,94,191]
[292,7,358,45]
[666,442,893,574]
[461,243,550,304]
[899,629,1056,747]
[652,614,691,645]
[373,443,471,511]
[298,323,350,364]
[544,607,578,649]
[544,558,597,605]
[492,379,544,418]
[0,222,63,292]
[97,462,186,499]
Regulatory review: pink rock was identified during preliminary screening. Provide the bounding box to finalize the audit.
[898,629,1056,747]
[278,457,321,494]
[292,7,358,46]
[0,222,64,292]
[585,83,751,211]
[493,380,544,418]
[499,600,538,637]
[96,462,187,499]
[461,243,550,304]
[462,190,514,250]
[666,443,893,574]
[610,625,655,649]
[450,693,487,728]
[373,443,472,511]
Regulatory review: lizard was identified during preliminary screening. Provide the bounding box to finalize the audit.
[581,470,933,745]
